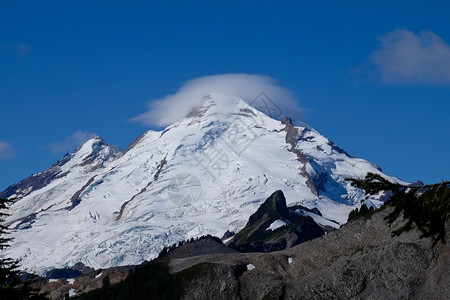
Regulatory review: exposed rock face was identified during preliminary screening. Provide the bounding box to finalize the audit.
[228,190,325,252]
[0,154,71,199]
[46,269,82,280]
[45,263,95,279]
[0,136,122,200]
[282,117,319,196]
[169,207,450,299]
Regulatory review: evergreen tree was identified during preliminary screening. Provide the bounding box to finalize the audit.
[347,173,450,245]
[0,198,47,299]
[102,275,110,289]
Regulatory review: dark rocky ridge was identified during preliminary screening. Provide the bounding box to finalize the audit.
[282,117,321,196]
[115,156,167,220]
[46,263,95,279]
[0,136,122,200]
[67,176,96,211]
[281,117,382,202]
[0,154,71,199]
[228,190,325,252]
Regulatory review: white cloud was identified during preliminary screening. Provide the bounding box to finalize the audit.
[370,29,450,84]
[132,74,300,127]
[0,141,16,161]
[44,131,96,154]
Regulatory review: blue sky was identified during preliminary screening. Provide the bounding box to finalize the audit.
[1,1,449,190]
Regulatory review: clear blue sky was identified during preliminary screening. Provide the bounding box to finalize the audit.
[1,1,449,190]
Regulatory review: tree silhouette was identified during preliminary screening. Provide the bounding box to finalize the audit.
[0,198,47,299]
[102,275,110,289]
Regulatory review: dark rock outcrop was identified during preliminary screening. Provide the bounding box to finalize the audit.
[228,190,325,252]
[0,155,71,199]
[221,230,235,240]
[46,269,83,279]
[0,136,122,200]
[45,263,95,279]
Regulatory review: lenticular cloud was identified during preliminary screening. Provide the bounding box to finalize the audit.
[132,74,300,127]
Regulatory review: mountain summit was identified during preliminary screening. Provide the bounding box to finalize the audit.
[0,136,122,201]
[2,93,404,274]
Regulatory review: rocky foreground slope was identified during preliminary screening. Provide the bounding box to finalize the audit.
[167,207,450,300]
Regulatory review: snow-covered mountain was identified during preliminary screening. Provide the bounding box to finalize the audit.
[1,94,405,274]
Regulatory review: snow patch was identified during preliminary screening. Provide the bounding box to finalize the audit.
[222,236,233,244]
[266,219,287,231]
[295,209,340,229]
[247,264,255,271]
[69,288,76,297]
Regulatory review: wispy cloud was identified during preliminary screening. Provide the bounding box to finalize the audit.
[361,29,450,85]
[0,141,17,161]
[44,131,96,154]
[131,74,300,127]
[0,43,30,57]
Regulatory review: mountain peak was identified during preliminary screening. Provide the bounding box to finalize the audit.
[74,135,107,153]
[250,190,291,222]
[185,93,256,118]
[184,94,218,119]
[172,93,287,139]
[72,135,122,168]
[0,136,122,200]
[2,95,406,273]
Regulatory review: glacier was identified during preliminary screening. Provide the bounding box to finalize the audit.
[1,93,406,274]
